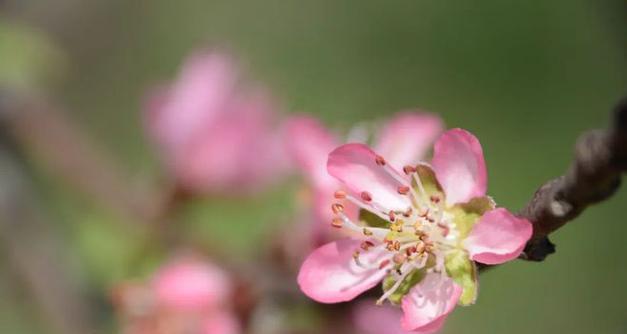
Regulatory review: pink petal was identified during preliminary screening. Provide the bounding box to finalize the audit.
[152,258,231,311]
[284,115,340,189]
[375,112,444,168]
[327,143,412,212]
[431,129,487,205]
[352,300,411,334]
[401,273,461,332]
[297,238,389,303]
[464,208,533,265]
[202,312,241,334]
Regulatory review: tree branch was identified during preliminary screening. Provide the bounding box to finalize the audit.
[520,96,627,261]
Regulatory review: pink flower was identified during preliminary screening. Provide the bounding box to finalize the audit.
[114,257,241,334]
[297,129,532,333]
[144,51,288,194]
[151,258,231,312]
[284,112,444,248]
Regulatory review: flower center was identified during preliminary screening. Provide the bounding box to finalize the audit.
[330,155,463,304]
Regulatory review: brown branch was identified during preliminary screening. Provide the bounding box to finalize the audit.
[0,115,99,334]
[520,96,627,261]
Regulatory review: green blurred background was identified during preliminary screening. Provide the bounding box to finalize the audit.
[1,0,626,333]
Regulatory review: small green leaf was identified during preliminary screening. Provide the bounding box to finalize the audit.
[359,208,390,228]
[382,268,426,305]
[412,164,444,198]
[450,196,495,239]
[445,250,478,306]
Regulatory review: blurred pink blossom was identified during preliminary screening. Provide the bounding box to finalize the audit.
[114,256,241,334]
[144,51,288,195]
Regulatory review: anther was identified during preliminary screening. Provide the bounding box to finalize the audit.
[334,190,347,199]
[397,186,410,195]
[331,203,344,214]
[360,241,375,250]
[379,259,391,269]
[388,210,396,222]
[406,246,417,256]
[430,195,441,204]
[393,253,407,264]
[416,242,426,254]
[331,217,343,228]
[362,228,373,236]
[403,165,417,175]
[437,223,450,237]
[403,207,413,217]
[375,155,386,166]
[360,191,373,202]
[393,241,401,251]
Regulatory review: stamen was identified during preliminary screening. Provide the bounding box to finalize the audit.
[403,165,417,175]
[360,241,375,250]
[331,217,343,228]
[331,203,344,214]
[375,155,386,166]
[393,253,407,264]
[397,185,410,195]
[388,210,396,222]
[334,190,347,199]
[362,228,373,236]
[360,191,373,202]
[379,259,391,270]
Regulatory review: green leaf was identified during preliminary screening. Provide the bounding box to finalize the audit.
[359,208,390,228]
[382,268,426,305]
[445,250,478,306]
[412,164,444,198]
[450,196,495,239]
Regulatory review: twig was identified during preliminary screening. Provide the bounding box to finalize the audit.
[0,105,99,334]
[520,97,627,261]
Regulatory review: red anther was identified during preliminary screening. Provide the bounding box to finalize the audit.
[331,218,343,228]
[379,259,391,269]
[331,203,345,214]
[438,223,450,237]
[360,241,375,250]
[360,191,373,202]
[334,190,347,199]
[393,241,401,251]
[430,195,441,203]
[375,155,386,166]
[393,253,407,264]
[406,246,417,256]
[403,165,417,175]
[388,210,396,222]
[403,207,413,217]
[397,186,410,195]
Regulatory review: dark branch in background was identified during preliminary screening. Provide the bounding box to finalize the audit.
[520,97,627,261]
[0,93,99,334]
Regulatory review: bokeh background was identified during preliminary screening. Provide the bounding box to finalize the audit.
[1,1,626,333]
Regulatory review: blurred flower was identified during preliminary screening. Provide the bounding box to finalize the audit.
[113,256,241,334]
[298,129,532,333]
[282,113,443,261]
[144,51,288,195]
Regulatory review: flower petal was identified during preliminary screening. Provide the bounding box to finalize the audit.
[152,258,231,311]
[328,143,412,212]
[352,300,410,334]
[400,273,462,332]
[284,115,340,189]
[375,112,444,168]
[464,208,533,265]
[297,238,390,303]
[202,312,242,334]
[431,129,487,205]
